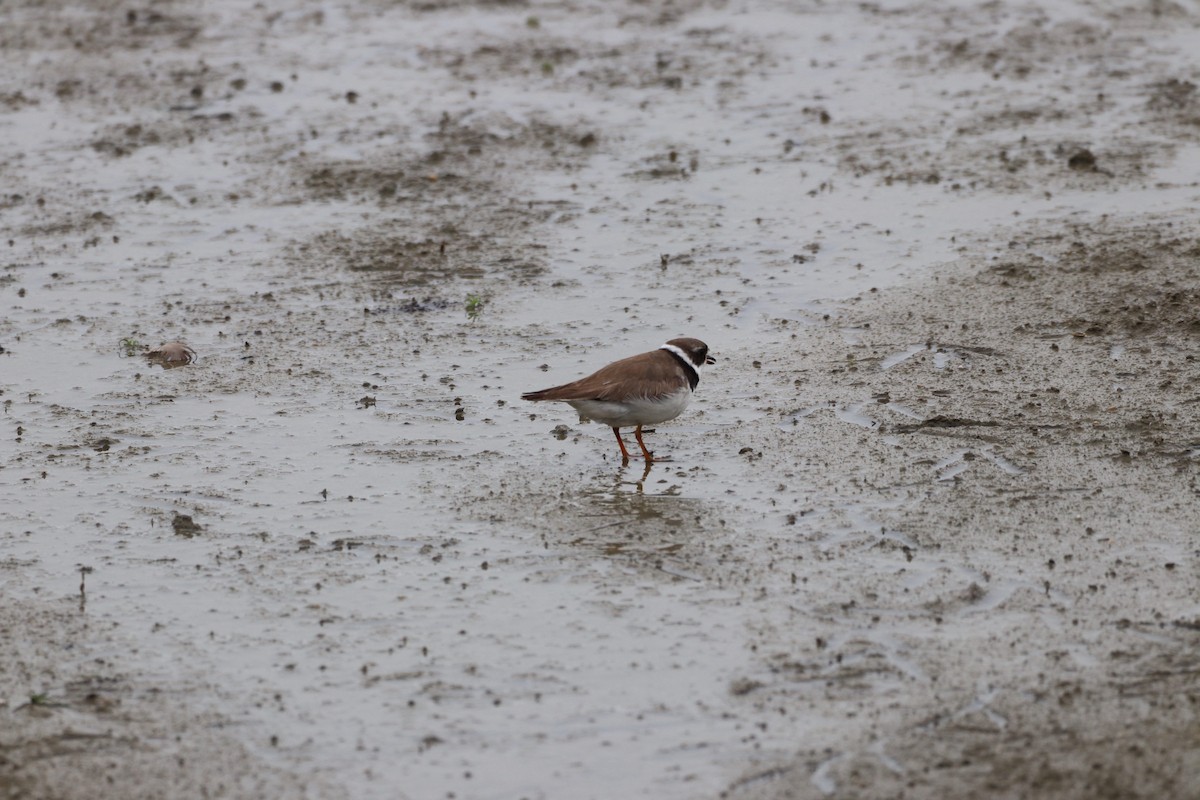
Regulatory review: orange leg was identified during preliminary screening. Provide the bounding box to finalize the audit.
[611,427,633,462]
[633,425,655,463]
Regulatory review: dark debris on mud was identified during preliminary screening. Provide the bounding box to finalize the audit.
[290,226,544,285]
[726,215,1200,800]
[0,598,346,800]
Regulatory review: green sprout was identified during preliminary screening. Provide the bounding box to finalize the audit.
[119,337,141,357]
[465,293,485,321]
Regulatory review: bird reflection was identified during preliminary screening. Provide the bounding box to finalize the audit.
[144,341,196,369]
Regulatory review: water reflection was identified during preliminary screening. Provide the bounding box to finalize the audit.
[548,461,714,576]
[144,341,196,369]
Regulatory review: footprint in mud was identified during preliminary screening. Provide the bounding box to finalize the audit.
[785,401,880,429]
[930,447,1024,482]
[881,342,999,371]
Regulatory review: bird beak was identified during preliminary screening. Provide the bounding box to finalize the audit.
[705,355,716,365]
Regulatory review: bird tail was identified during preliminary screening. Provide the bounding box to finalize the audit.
[522,384,577,402]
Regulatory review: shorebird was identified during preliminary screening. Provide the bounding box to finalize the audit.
[522,337,713,463]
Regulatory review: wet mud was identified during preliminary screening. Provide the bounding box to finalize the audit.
[723,225,1200,800]
[2,1,1198,798]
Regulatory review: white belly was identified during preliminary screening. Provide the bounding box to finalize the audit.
[567,389,692,428]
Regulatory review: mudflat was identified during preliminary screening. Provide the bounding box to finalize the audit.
[2,1,1197,799]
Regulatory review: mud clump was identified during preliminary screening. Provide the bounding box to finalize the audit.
[1066,147,1097,171]
[172,512,203,537]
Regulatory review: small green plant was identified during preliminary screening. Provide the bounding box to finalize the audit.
[465,293,485,321]
[29,693,48,706]
[119,337,141,357]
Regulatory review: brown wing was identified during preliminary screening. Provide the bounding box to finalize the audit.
[522,351,682,402]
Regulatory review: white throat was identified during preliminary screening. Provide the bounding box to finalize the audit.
[659,343,702,381]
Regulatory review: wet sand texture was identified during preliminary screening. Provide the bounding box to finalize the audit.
[2,1,1198,799]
